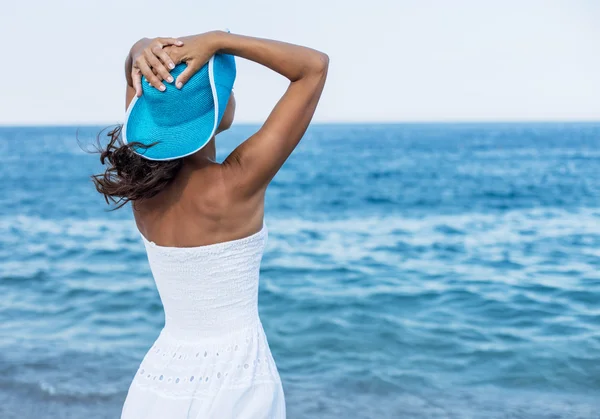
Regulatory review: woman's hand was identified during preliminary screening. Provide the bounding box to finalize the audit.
[129,37,184,96]
[163,31,222,89]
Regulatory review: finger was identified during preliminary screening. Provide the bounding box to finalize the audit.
[137,59,166,91]
[158,37,184,47]
[145,52,173,84]
[132,69,143,97]
[175,61,201,89]
[152,45,176,72]
[163,46,183,66]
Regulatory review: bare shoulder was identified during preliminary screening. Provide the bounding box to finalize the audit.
[187,162,266,226]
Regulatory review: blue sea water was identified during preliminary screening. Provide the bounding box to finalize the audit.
[1,122,600,418]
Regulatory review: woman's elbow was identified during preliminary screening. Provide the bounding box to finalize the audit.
[297,51,329,81]
[314,52,329,74]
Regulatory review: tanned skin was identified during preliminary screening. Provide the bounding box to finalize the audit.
[124,31,329,247]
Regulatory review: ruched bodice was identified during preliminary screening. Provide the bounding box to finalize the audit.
[121,221,286,419]
[141,222,266,339]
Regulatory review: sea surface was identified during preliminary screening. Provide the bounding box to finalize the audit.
[1,123,600,419]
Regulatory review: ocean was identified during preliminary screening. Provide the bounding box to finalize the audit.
[1,122,599,418]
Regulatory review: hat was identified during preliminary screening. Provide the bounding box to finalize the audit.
[123,53,236,161]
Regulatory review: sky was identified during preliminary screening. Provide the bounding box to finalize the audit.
[0,0,598,125]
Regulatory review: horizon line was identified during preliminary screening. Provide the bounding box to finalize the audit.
[1,119,599,128]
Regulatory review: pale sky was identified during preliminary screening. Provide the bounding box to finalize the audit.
[0,0,598,124]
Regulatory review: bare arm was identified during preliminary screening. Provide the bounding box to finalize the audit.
[215,32,329,197]
[124,32,328,198]
[125,53,136,110]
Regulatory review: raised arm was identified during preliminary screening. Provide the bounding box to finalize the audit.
[170,31,328,197]
[216,33,329,197]
[127,31,328,198]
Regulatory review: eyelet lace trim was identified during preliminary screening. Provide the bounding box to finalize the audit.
[128,324,281,398]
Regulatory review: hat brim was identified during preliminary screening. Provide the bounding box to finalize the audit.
[122,56,224,161]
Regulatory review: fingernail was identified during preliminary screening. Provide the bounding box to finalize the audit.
[168,76,174,83]
[169,62,175,69]
[176,82,182,89]
[159,85,166,91]
[177,41,183,46]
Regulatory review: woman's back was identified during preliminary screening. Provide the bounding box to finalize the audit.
[133,162,266,249]
[126,160,284,419]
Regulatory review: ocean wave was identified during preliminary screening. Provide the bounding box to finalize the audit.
[3,122,600,417]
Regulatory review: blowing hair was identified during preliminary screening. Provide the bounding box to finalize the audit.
[90,125,182,210]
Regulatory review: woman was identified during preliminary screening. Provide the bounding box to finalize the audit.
[92,31,328,418]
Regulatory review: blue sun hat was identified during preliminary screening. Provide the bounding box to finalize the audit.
[123,53,236,160]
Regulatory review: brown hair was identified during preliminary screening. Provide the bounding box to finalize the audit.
[90,125,182,210]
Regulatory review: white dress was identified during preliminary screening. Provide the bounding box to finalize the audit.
[121,221,286,419]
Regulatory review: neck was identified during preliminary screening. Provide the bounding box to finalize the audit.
[183,137,217,167]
